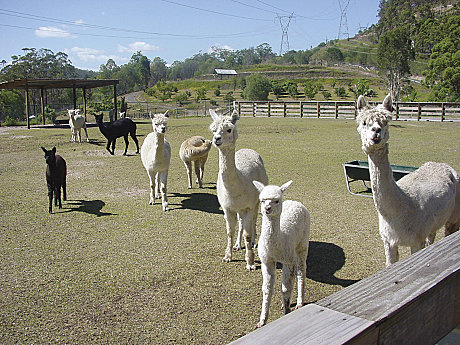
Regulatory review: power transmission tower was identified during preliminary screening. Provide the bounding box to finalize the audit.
[337,0,350,40]
[278,13,294,55]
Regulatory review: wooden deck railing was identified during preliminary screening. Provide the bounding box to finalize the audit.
[229,230,460,345]
[233,101,460,121]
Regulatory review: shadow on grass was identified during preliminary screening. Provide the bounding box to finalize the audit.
[63,199,116,217]
[306,241,359,287]
[170,191,223,214]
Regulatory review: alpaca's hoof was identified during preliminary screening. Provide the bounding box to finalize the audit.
[256,321,265,328]
[162,205,169,211]
[222,256,231,263]
[149,199,155,205]
[295,303,303,310]
[233,243,242,250]
[246,264,256,271]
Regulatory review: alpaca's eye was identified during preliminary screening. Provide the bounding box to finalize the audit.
[363,120,366,126]
[275,200,279,204]
[227,129,232,133]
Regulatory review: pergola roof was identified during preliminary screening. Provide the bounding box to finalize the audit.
[214,69,237,75]
[0,78,119,90]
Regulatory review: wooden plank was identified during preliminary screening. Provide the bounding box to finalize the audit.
[229,304,376,345]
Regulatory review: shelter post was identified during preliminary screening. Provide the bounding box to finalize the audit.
[25,83,30,129]
[40,87,45,125]
[83,87,87,121]
[73,86,77,110]
[113,84,117,121]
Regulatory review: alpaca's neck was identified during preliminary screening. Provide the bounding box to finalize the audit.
[153,132,166,158]
[260,216,280,238]
[217,145,239,185]
[368,144,407,215]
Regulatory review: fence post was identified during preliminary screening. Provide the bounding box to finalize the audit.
[441,103,445,122]
[284,102,287,117]
[335,101,338,119]
[300,101,303,118]
[417,103,421,121]
[253,102,256,117]
[317,102,320,118]
[268,102,271,117]
[395,102,399,120]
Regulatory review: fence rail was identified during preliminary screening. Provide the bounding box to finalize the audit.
[230,230,460,345]
[233,101,460,121]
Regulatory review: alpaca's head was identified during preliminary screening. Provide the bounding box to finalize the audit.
[209,109,239,148]
[150,111,169,134]
[93,113,104,124]
[41,146,56,165]
[253,180,293,218]
[67,109,79,118]
[356,94,393,154]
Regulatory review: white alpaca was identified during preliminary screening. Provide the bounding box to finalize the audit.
[253,180,311,328]
[68,109,89,142]
[209,109,269,270]
[179,136,212,188]
[356,94,460,266]
[141,111,171,211]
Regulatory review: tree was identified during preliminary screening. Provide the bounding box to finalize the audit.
[377,26,414,101]
[303,80,320,100]
[243,74,271,101]
[271,80,284,100]
[150,57,167,85]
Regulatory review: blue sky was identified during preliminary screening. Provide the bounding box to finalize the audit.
[0,0,381,71]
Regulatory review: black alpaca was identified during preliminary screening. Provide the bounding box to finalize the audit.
[93,113,139,155]
[41,146,67,213]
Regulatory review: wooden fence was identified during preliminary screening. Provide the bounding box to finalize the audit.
[229,230,460,345]
[233,101,460,121]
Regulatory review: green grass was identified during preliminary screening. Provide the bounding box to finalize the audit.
[1,116,459,344]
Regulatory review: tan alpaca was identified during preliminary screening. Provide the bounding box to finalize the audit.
[179,136,212,188]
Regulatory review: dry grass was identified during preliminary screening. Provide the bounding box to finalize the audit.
[0,116,459,344]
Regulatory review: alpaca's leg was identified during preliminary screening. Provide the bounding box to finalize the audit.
[199,156,207,185]
[55,186,62,209]
[223,209,237,262]
[257,261,276,328]
[233,215,243,250]
[106,140,114,155]
[155,172,161,199]
[281,264,296,314]
[122,135,129,155]
[384,241,399,266]
[184,161,193,188]
[295,255,307,309]
[445,221,460,236]
[77,129,82,143]
[47,184,53,213]
[130,130,139,154]
[410,242,425,255]
[251,204,259,247]
[83,126,89,142]
[194,160,202,187]
[147,170,156,205]
[62,178,67,201]
[158,170,169,211]
[425,230,437,246]
[242,210,256,270]
[70,128,75,142]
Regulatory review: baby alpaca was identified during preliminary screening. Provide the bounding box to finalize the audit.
[253,180,310,328]
[141,111,171,211]
[41,146,67,213]
[179,136,212,188]
[68,109,89,142]
[356,94,460,266]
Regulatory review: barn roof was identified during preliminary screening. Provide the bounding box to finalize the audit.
[0,78,119,90]
[214,69,237,75]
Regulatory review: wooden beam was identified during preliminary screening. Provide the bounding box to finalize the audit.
[72,86,77,110]
[83,87,87,121]
[229,231,460,345]
[40,87,45,126]
[113,83,118,121]
[25,82,30,129]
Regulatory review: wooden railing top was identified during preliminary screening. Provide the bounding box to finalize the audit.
[229,231,460,345]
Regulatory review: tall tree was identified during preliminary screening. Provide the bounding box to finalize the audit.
[377,26,414,100]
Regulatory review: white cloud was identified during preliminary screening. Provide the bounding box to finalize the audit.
[35,26,75,38]
[74,19,85,25]
[117,41,160,53]
[66,47,129,65]
[208,44,234,54]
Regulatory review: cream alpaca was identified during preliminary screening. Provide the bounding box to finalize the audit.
[356,94,460,266]
[67,109,89,142]
[253,180,310,328]
[209,109,268,270]
[179,136,212,188]
[141,111,171,211]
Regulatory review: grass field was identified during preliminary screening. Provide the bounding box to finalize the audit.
[1,115,459,344]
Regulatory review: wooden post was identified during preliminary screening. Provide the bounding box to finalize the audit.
[72,86,77,110]
[25,83,30,129]
[283,102,287,117]
[317,102,320,118]
[395,102,399,120]
[40,87,45,125]
[253,102,256,117]
[335,101,338,119]
[300,101,303,118]
[417,102,421,121]
[113,83,118,121]
[268,102,271,117]
[83,87,87,121]
[441,103,445,122]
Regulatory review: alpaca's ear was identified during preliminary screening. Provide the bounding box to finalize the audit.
[382,93,393,112]
[149,112,154,119]
[357,95,367,111]
[231,111,239,124]
[52,147,56,153]
[209,109,219,120]
[280,180,293,194]
[41,146,47,153]
[252,180,265,193]
[164,110,169,117]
